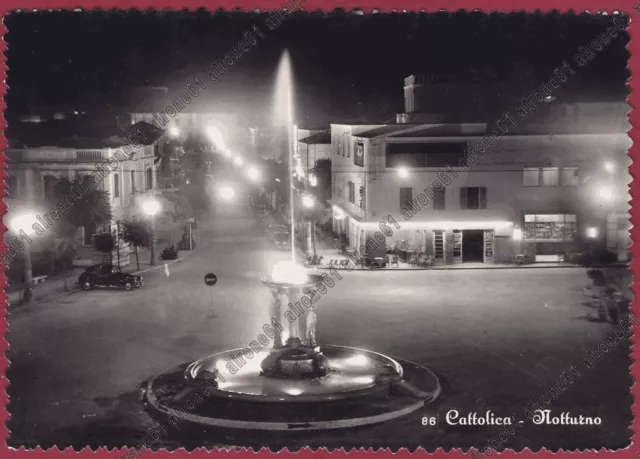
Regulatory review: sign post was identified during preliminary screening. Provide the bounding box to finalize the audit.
[204,272,217,309]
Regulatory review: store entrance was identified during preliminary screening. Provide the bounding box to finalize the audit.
[462,230,484,262]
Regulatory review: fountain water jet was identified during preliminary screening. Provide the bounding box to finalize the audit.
[142,50,440,434]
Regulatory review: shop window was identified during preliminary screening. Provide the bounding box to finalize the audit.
[524,214,577,242]
[541,167,559,186]
[523,167,540,187]
[562,167,579,186]
[460,187,486,209]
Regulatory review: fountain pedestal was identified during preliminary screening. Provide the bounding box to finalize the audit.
[259,275,332,378]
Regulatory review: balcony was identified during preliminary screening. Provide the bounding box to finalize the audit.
[6,147,137,163]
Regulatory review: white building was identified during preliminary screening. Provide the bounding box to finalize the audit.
[330,103,631,264]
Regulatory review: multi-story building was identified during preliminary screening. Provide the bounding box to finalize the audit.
[6,121,162,263]
[330,100,630,264]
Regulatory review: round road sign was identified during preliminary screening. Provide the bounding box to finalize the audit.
[204,273,218,287]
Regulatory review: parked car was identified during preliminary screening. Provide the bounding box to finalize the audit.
[78,264,143,291]
[267,224,289,234]
[270,232,291,249]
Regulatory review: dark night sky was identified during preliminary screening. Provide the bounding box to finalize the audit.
[4,11,630,126]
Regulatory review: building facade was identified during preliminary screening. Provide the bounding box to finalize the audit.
[6,125,161,265]
[330,108,630,264]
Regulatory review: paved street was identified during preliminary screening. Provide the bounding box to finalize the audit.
[7,207,631,450]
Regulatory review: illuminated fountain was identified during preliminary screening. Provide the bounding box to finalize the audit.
[142,50,440,434]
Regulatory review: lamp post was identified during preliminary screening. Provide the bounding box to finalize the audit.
[9,212,38,303]
[142,199,161,266]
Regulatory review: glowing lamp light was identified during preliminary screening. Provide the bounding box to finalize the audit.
[168,126,180,138]
[598,186,613,201]
[604,161,615,173]
[222,150,231,158]
[219,185,235,200]
[586,227,599,239]
[513,226,523,241]
[142,199,161,217]
[284,387,303,396]
[9,212,38,236]
[233,156,244,167]
[333,206,345,220]
[309,174,318,187]
[397,167,409,179]
[302,195,315,209]
[271,260,309,285]
[247,166,261,182]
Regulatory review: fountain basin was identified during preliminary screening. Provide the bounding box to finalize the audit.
[143,345,441,431]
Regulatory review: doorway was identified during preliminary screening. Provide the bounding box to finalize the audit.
[462,229,484,262]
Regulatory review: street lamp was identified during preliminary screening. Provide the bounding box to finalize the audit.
[9,212,38,303]
[397,167,409,179]
[309,174,318,187]
[142,199,161,266]
[597,186,613,202]
[233,156,244,167]
[586,227,599,239]
[302,195,315,209]
[168,126,180,138]
[247,166,261,182]
[219,185,235,201]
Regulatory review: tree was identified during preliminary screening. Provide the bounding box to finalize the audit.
[93,232,115,264]
[52,176,112,229]
[162,190,194,223]
[310,158,332,203]
[41,176,112,276]
[121,220,151,270]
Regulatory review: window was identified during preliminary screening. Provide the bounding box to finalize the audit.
[146,167,153,190]
[113,173,120,198]
[6,175,17,198]
[386,142,467,168]
[354,142,364,167]
[524,214,577,242]
[541,167,559,186]
[460,187,487,209]
[348,181,355,204]
[43,175,57,195]
[433,189,446,210]
[523,168,540,187]
[562,167,579,186]
[400,187,413,209]
[345,133,350,158]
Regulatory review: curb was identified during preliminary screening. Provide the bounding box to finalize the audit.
[8,255,189,308]
[130,256,185,275]
[310,263,627,272]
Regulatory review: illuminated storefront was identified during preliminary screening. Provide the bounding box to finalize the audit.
[523,214,577,261]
